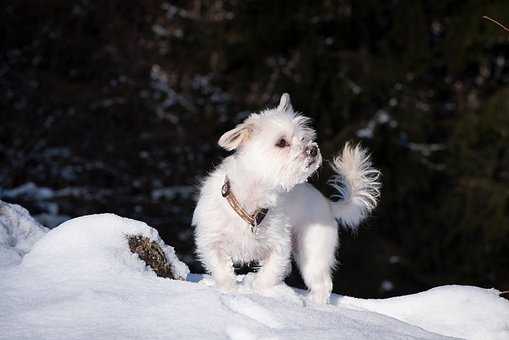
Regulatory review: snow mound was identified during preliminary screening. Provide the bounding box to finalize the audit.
[338,286,509,340]
[0,213,508,340]
[22,213,190,280]
[0,200,48,267]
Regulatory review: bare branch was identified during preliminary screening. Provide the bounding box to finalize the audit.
[483,16,509,32]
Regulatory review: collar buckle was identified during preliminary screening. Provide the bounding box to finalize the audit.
[221,181,230,197]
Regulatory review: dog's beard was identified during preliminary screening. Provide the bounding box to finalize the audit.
[303,155,321,180]
[273,154,321,191]
[306,156,319,168]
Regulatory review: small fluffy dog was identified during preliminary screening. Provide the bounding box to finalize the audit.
[193,94,380,304]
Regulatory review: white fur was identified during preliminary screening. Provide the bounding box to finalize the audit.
[328,142,381,229]
[192,94,381,304]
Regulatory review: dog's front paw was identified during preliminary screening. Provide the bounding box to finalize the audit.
[308,289,331,305]
[252,275,279,293]
[215,277,238,293]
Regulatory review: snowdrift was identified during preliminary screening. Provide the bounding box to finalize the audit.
[0,201,48,267]
[0,210,508,340]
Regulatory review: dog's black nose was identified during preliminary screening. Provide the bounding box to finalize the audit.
[307,145,318,157]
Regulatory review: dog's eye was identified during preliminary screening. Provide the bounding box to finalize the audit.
[275,138,289,148]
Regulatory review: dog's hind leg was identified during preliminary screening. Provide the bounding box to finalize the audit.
[294,221,338,304]
[304,266,333,304]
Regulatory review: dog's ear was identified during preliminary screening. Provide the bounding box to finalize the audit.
[218,122,253,151]
[277,93,293,112]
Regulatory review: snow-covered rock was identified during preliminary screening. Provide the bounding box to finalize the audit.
[20,213,190,280]
[0,213,508,340]
[0,200,48,267]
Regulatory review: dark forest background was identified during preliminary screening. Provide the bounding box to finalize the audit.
[1,0,508,298]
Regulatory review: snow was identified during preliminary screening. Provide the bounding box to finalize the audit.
[1,212,508,340]
[17,213,190,280]
[1,183,72,227]
[151,185,194,201]
[0,200,48,267]
[356,110,397,139]
[339,286,509,340]
[1,182,55,201]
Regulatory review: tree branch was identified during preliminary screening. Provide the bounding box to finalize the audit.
[483,16,509,32]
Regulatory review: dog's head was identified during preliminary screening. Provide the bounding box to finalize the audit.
[218,93,322,191]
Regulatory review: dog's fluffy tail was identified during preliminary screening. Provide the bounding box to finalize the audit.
[328,143,381,230]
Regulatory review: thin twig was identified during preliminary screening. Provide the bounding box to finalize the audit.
[482,16,509,32]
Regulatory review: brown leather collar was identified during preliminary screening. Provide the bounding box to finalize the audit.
[221,177,268,232]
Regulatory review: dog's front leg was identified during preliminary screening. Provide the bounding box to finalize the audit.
[205,248,236,291]
[253,247,291,291]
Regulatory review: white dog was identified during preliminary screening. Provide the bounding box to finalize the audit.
[192,93,380,304]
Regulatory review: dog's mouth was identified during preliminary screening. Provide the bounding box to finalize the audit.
[306,158,317,167]
[306,155,321,169]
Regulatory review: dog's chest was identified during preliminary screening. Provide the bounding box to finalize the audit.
[225,221,276,263]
